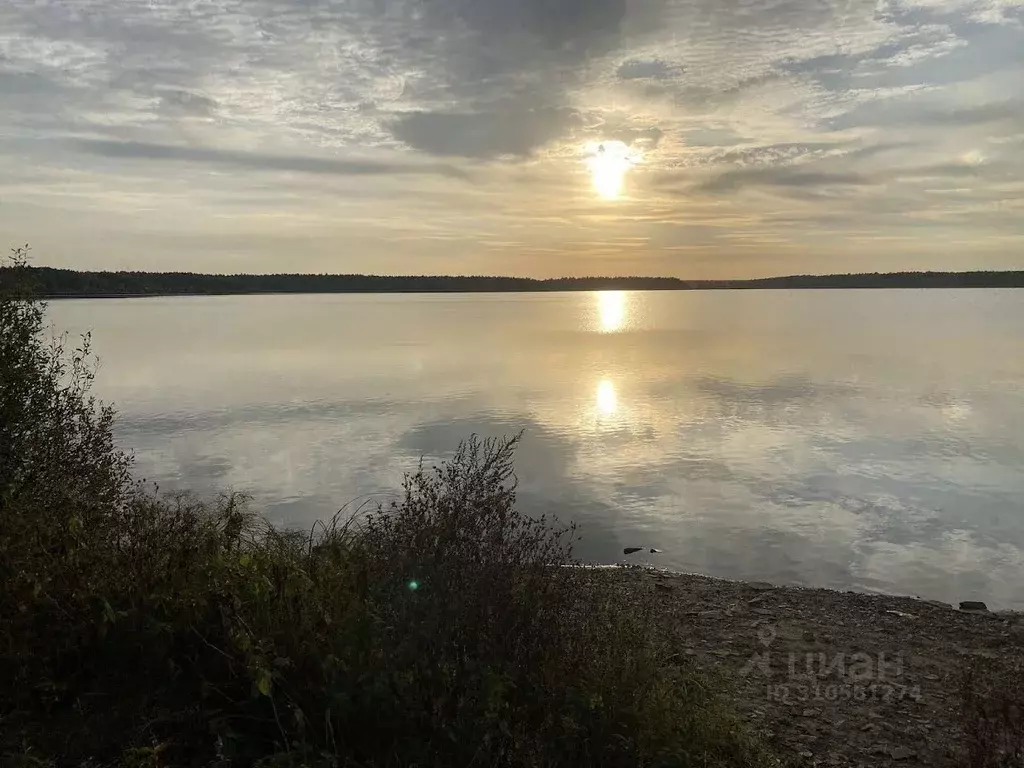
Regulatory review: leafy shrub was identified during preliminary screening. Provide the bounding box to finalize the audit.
[1,246,774,767]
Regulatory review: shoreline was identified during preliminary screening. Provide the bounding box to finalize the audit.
[599,567,1024,767]
[583,559,1022,612]
[39,284,1024,299]
[612,562,1022,612]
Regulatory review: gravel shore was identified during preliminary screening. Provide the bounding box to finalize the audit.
[596,567,1024,767]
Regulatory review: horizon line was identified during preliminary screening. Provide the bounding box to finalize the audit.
[18,266,1024,281]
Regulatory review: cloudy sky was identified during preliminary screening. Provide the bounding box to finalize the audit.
[2,0,1023,277]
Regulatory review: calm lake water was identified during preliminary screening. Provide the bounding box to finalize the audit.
[47,290,1024,608]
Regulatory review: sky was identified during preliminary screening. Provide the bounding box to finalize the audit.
[2,0,1024,278]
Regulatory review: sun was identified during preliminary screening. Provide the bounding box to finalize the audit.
[585,141,639,200]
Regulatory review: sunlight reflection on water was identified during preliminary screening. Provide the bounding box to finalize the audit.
[596,379,618,416]
[47,289,1024,608]
[597,291,628,333]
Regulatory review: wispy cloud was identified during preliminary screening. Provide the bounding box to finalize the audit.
[74,139,472,179]
[0,0,1022,275]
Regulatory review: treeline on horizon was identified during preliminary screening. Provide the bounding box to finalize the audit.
[8,265,1024,296]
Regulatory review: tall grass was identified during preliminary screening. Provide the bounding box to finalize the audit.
[1,246,774,767]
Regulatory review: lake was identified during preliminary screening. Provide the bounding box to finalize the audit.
[47,290,1024,608]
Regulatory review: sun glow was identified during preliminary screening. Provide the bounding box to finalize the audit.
[585,141,639,200]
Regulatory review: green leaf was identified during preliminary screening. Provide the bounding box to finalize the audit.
[256,668,273,697]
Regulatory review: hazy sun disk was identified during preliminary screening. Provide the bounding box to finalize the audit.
[586,141,639,200]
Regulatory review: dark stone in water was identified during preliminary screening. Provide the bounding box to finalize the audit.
[749,582,776,592]
[649,548,662,553]
[623,547,644,555]
[959,601,989,612]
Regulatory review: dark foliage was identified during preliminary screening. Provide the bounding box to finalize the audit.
[0,246,775,767]
[3,266,1023,298]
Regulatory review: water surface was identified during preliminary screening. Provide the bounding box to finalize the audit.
[48,290,1024,607]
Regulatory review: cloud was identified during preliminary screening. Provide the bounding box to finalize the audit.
[676,146,1001,195]
[616,58,678,80]
[894,161,988,179]
[595,122,664,149]
[156,89,219,117]
[706,142,847,168]
[391,105,580,158]
[698,168,869,193]
[446,0,626,50]
[829,96,1024,132]
[73,138,472,179]
[1,0,1023,275]
[906,101,1024,127]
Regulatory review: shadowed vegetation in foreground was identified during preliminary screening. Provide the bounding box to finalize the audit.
[1,246,774,767]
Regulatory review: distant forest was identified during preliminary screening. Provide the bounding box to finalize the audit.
[7,267,1024,297]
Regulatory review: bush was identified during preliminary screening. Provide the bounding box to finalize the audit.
[1,246,774,767]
